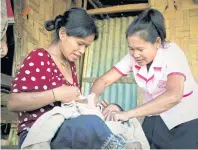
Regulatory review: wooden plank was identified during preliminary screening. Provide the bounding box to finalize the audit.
[67,0,72,10]
[1,107,18,123]
[82,77,136,84]
[81,47,89,93]
[75,0,82,7]
[87,3,150,14]
[88,0,98,8]
[78,55,85,87]
[1,145,19,149]
[1,93,10,105]
[1,73,13,89]
[83,0,87,9]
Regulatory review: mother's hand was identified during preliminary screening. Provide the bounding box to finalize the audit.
[53,85,81,103]
[75,98,88,104]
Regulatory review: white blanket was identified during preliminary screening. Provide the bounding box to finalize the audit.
[21,95,149,149]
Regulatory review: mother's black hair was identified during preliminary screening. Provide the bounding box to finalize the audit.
[126,9,166,45]
[44,7,98,42]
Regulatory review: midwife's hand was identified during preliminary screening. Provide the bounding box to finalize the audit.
[53,85,81,102]
[100,100,109,108]
[102,104,122,115]
[107,111,130,122]
[102,104,122,121]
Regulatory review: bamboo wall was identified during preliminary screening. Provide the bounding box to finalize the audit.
[12,0,81,75]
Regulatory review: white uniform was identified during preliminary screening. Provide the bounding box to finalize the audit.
[114,42,198,130]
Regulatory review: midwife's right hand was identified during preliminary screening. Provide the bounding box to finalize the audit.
[53,86,81,103]
[103,104,123,121]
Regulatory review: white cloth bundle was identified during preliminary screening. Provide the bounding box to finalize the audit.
[21,94,149,149]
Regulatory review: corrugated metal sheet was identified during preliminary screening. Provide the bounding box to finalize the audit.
[82,17,138,110]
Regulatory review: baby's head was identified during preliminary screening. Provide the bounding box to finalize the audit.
[100,100,124,112]
[111,103,124,111]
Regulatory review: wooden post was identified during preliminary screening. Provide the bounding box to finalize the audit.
[88,0,104,18]
[87,3,150,14]
[83,0,87,9]
[75,0,82,7]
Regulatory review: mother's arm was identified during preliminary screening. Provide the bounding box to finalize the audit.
[8,90,54,112]
[8,86,80,112]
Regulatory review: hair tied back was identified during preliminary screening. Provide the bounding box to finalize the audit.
[44,15,63,31]
[44,20,55,31]
[54,15,63,30]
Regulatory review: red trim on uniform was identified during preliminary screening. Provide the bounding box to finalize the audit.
[137,73,154,83]
[113,66,127,76]
[135,65,141,70]
[183,91,193,98]
[137,73,147,82]
[147,75,154,83]
[168,72,186,80]
[154,67,162,71]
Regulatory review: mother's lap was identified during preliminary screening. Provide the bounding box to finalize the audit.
[50,115,112,149]
[19,115,112,149]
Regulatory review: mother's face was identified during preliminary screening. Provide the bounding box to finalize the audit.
[59,28,95,62]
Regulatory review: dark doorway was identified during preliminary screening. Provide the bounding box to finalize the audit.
[87,0,149,19]
[1,25,15,76]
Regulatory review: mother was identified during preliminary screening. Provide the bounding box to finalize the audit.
[8,8,121,149]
